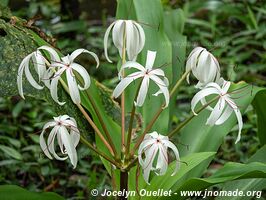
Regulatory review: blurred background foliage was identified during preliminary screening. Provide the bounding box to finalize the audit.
[0,0,265,199]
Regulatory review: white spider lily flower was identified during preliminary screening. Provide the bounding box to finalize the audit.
[191,81,243,143]
[17,50,47,99]
[186,47,220,88]
[47,48,99,105]
[112,51,169,107]
[138,131,180,184]
[104,19,145,63]
[40,115,80,168]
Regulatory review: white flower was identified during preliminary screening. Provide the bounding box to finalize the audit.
[17,50,47,99]
[138,131,180,184]
[112,50,169,107]
[104,19,145,63]
[45,48,99,105]
[186,47,220,88]
[191,80,243,143]
[40,115,80,168]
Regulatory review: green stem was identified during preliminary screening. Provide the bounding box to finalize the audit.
[125,82,142,159]
[85,91,118,159]
[168,96,219,138]
[80,136,119,167]
[170,70,191,97]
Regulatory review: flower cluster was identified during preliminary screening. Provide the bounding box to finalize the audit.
[186,47,243,143]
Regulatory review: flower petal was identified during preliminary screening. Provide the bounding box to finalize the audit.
[145,51,156,70]
[136,76,150,107]
[70,49,99,68]
[50,75,66,105]
[38,46,60,63]
[71,63,91,90]
[103,21,116,63]
[113,72,143,98]
[66,69,80,104]
[162,140,180,176]
[60,126,78,168]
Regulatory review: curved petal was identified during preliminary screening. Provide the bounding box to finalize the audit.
[119,61,145,78]
[206,98,225,125]
[66,69,80,104]
[162,140,180,176]
[71,63,91,90]
[112,20,125,59]
[112,72,143,98]
[50,76,66,105]
[133,21,145,54]
[215,104,233,125]
[17,54,32,99]
[155,144,168,175]
[150,75,170,108]
[145,51,157,70]
[233,108,243,144]
[142,144,159,184]
[125,20,137,61]
[149,68,165,77]
[48,126,68,161]
[39,127,53,159]
[191,88,220,115]
[136,76,150,107]
[70,49,99,68]
[38,46,60,63]
[60,126,78,168]
[33,50,46,81]
[104,21,116,63]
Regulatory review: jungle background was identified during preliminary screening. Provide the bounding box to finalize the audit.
[0,0,265,199]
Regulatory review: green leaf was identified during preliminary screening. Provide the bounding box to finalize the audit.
[252,90,266,145]
[0,185,64,200]
[0,145,22,160]
[217,145,266,200]
[169,162,266,200]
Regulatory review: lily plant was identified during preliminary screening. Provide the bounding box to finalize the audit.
[15,2,259,199]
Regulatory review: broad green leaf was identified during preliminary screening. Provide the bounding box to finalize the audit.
[168,162,266,200]
[217,145,266,200]
[0,145,22,160]
[252,90,266,145]
[0,185,64,200]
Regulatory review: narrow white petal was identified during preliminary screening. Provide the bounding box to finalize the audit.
[119,61,145,78]
[215,105,233,125]
[234,108,243,144]
[104,21,116,63]
[71,63,91,90]
[48,126,68,161]
[133,21,145,54]
[38,46,60,63]
[60,126,78,168]
[149,75,170,108]
[162,140,180,176]
[136,76,150,107]
[112,20,125,58]
[66,69,80,104]
[191,88,220,115]
[40,127,53,159]
[125,21,136,61]
[70,49,99,68]
[112,72,143,98]
[142,144,158,184]
[50,76,66,105]
[145,51,157,70]
[206,98,225,125]
[24,60,44,90]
